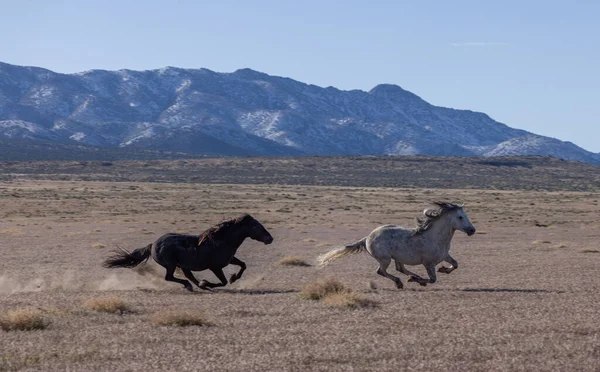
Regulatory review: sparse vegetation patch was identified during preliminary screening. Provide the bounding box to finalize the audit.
[299,277,377,308]
[151,310,212,327]
[300,277,347,301]
[83,297,132,314]
[0,308,49,331]
[322,292,378,309]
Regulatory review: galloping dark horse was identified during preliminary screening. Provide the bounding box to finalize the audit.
[103,214,273,291]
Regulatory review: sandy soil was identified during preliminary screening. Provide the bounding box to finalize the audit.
[1,180,599,371]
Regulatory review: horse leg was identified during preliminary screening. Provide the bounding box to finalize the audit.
[395,260,423,278]
[197,268,228,290]
[438,254,458,274]
[181,268,204,289]
[395,261,427,287]
[229,256,246,284]
[408,264,437,286]
[376,258,403,289]
[165,264,193,291]
[425,264,437,284]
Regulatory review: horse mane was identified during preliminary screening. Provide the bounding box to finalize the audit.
[198,214,254,246]
[413,201,463,236]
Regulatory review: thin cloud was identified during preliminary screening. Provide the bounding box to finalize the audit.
[450,42,509,47]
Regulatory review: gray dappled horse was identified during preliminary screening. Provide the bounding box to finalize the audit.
[103,214,273,291]
[318,202,476,288]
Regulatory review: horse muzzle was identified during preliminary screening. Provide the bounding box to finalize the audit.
[263,236,274,245]
[466,228,476,236]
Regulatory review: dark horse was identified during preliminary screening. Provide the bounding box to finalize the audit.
[103,214,273,291]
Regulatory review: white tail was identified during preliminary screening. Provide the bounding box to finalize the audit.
[317,237,367,266]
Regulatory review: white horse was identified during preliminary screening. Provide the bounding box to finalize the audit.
[318,202,476,288]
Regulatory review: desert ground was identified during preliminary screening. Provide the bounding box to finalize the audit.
[1,158,599,371]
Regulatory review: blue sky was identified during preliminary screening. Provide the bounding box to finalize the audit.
[2,0,598,152]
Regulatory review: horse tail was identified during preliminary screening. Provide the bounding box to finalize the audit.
[103,244,152,269]
[317,237,367,267]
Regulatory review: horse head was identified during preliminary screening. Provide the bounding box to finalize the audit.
[447,204,476,236]
[240,214,274,244]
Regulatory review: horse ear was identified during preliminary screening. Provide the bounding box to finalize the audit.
[432,201,450,209]
[238,214,254,225]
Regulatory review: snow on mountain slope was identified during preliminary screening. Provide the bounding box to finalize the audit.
[0,61,598,164]
[481,134,600,161]
[0,120,58,140]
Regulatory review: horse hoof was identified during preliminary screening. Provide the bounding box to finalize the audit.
[198,280,213,292]
[185,286,194,292]
[230,274,238,284]
[419,282,427,287]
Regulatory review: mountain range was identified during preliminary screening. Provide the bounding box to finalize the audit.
[1,61,598,164]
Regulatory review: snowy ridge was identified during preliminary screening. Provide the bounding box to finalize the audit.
[0,61,598,163]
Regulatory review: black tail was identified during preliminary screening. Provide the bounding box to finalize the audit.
[103,244,152,268]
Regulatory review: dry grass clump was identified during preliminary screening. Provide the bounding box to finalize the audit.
[299,277,346,300]
[278,255,311,267]
[322,292,378,309]
[91,242,106,249]
[299,277,377,308]
[151,310,212,327]
[578,248,599,254]
[83,296,131,314]
[0,308,49,331]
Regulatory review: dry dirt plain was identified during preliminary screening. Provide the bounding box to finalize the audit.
[1,160,600,371]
